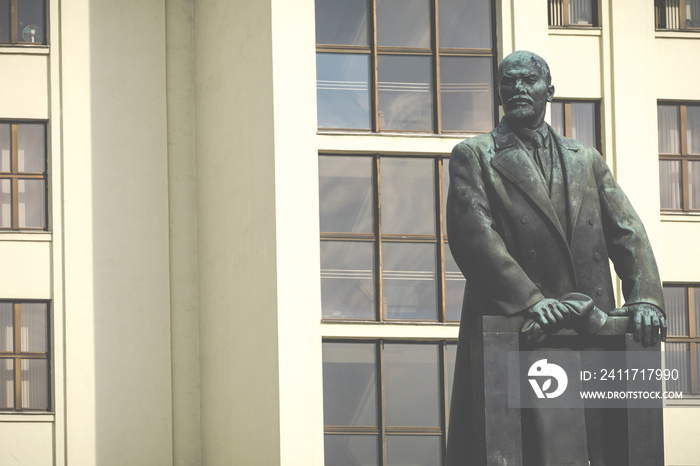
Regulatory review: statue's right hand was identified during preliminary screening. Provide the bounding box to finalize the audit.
[524,298,570,331]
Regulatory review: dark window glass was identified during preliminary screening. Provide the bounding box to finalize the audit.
[322,341,455,466]
[549,0,598,27]
[321,240,375,320]
[317,53,371,130]
[315,0,368,46]
[382,242,437,320]
[658,103,700,212]
[656,0,700,29]
[377,55,433,131]
[440,56,494,132]
[0,0,10,42]
[444,244,465,322]
[380,157,434,234]
[0,0,46,44]
[319,155,373,233]
[316,0,495,133]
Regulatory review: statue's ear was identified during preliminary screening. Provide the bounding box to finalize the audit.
[547,85,555,102]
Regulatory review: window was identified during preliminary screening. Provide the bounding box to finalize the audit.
[548,0,598,27]
[657,103,700,212]
[0,301,50,411]
[655,0,700,30]
[550,100,601,152]
[0,0,46,44]
[0,122,47,230]
[315,0,495,133]
[323,340,456,466]
[663,285,700,394]
[319,154,465,322]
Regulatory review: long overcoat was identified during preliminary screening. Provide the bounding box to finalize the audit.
[445,118,665,464]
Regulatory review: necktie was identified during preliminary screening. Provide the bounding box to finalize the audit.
[531,132,551,189]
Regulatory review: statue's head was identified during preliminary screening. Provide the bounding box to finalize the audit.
[497,51,555,129]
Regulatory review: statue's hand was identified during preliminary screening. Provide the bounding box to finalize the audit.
[524,298,570,332]
[622,303,667,347]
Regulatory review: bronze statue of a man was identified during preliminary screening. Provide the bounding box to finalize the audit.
[445,51,666,465]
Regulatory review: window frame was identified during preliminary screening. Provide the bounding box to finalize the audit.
[663,284,700,394]
[0,120,48,231]
[319,152,463,323]
[658,102,700,213]
[548,0,599,28]
[322,339,456,466]
[0,300,51,412]
[655,0,700,31]
[0,0,48,46]
[315,0,498,134]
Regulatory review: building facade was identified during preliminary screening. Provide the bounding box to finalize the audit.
[0,0,698,464]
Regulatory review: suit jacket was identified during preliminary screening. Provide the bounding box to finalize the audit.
[444,118,664,465]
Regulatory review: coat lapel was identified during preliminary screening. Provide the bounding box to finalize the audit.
[552,131,586,243]
[490,122,568,243]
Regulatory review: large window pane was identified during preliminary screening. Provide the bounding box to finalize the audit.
[0,179,11,228]
[568,0,594,25]
[0,303,12,352]
[659,160,682,210]
[378,55,433,131]
[323,342,378,426]
[21,359,48,409]
[689,161,700,210]
[0,124,10,172]
[663,286,689,337]
[0,359,14,409]
[325,434,379,466]
[0,0,10,42]
[686,105,700,155]
[445,244,465,322]
[315,0,369,46]
[18,179,46,228]
[376,0,430,48]
[381,157,435,234]
[319,156,373,233]
[382,243,437,320]
[321,241,375,319]
[17,124,45,173]
[317,53,371,130]
[17,0,45,43]
[386,435,442,465]
[440,56,494,132]
[658,105,680,154]
[439,0,491,49]
[570,102,596,148]
[689,0,700,27]
[665,342,691,393]
[20,303,47,353]
[384,344,440,427]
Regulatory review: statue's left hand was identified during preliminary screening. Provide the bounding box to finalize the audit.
[615,304,666,347]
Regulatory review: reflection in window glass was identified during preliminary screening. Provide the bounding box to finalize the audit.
[321,241,375,319]
[386,435,442,465]
[0,0,9,42]
[315,0,368,46]
[663,286,689,337]
[317,53,371,130]
[323,342,377,426]
[384,344,440,427]
[383,243,437,320]
[440,56,494,132]
[666,342,691,393]
[687,106,700,154]
[325,434,379,466]
[376,0,430,48]
[689,161,700,210]
[18,124,45,173]
[658,105,680,154]
[445,244,465,322]
[17,0,45,43]
[439,0,491,48]
[378,55,433,131]
[381,157,434,234]
[18,179,46,228]
[319,156,373,233]
[659,160,682,210]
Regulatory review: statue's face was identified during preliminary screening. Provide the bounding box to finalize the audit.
[498,56,554,127]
